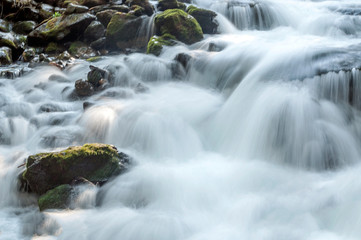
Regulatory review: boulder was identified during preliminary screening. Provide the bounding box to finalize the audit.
[157,0,186,11]
[147,34,176,56]
[38,184,73,211]
[64,3,89,15]
[84,21,105,42]
[27,13,96,46]
[81,0,108,7]
[68,41,96,58]
[90,37,106,50]
[155,9,203,44]
[87,65,108,87]
[12,21,36,35]
[22,143,129,195]
[22,48,36,62]
[187,5,218,34]
[12,6,52,23]
[0,47,12,65]
[105,13,148,51]
[75,79,94,96]
[96,9,118,26]
[124,0,154,16]
[0,32,24,61]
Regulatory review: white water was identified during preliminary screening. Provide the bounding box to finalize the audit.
[1,0,361,239]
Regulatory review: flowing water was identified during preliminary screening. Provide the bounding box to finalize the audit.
[1,0,361,239]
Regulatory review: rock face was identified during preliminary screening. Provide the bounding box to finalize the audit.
[187,5,218,34]
[22,143,129,195]
[155,9,203,45]
[147,34,176,56]
[27,13,96,45]
[105,13,148,51]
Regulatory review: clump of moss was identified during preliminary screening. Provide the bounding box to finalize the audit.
[86,56,102,62]
[147,34,176,56]
[0,38,17,49]
[155,9,203,45]
[38,184,72,211]
[45,42,58,53]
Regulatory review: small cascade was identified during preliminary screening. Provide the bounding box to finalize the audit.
[209,0,284,30]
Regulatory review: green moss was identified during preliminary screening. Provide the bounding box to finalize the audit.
[106,12,135,37]
[155,9,203,44]
[68,41,87,55]
[147,34,176,56]
[86,56,102,62]
[45,42,58,53]
[0,38,17,49]
[38,184,72,211]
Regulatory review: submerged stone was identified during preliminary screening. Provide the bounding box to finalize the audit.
[22,143,129,195]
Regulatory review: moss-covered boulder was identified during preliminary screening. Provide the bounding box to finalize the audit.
[38,184,73,211]
[0,47,12,65]
[155,9,203,45]
[22,143,129,195]
[147,34,176,56]
[187,5,218,34]
[157,0,186,11]
[105,12,148,51]
[27,13,96,46]
[12,21,36,35]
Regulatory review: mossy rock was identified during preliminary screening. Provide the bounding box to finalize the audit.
[27,13,96,46]
[147,34,176,56]
[68,41,87,55]
[155,9,203,45]
[45,42,60,53]
[0,19,10,33]
[157,0,186,11]
[124,0,154,16]
[22,143,130,195]
[38,184,73,211]
[187,5,218,34]
[13,21,36,35]
[105,13,148,50]
[0,47,12,65]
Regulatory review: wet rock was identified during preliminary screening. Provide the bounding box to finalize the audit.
[105,13,148,51]
[155,9,203,44]
[157,0,186,11]
[174,52,191,69]
[64,3,89,14]
[81,0,108,7]
[187,5,218,34]
[22,48,36,62]
[13,6,52,23]
[83,101,95,110]
[90,37,106,50]
[0,32,24,60]
[12,21,36,35]
[87,65,108,87]
[22,143,129,195]
[147,34,176,56]
[38,184,72,211]
[68,41,96,58]
[48,74,71,82]
[27,13,96,46]
[45,42,62,53]
[57,51,72,60]
[0,19,10,33]
[96,9,118,26]
[84,21,105,42]
[39,103,67,112]
[0,47,12,65]
[124,0,154,16]
[75,79,94,96]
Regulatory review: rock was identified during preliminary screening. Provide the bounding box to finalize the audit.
[27,13,96,46]
[129,5,146,16]
[45,42,61,53]
[96,9,118,26]
[83,101,95,110]
[0,32,17,49]
[187,5,218,34]
[90,37,106,50]
[38,184,73,211]
[155,9,203,45]
[13,6,51,23]
[75,79,94,96]
[157,0,186,11]
[22,48,36,62]
[87,65,108,87]
[81,0,108,7]
[0,47,12,65]
[48,74,71,82]
[22,143,129,195]
[0,19,10,33]
[57,51,72,60]
[174,52,191,69]
[12,21,36,35]
[68,41,96,58]
[124,0,154,16]
[105,13,148,51]
[84,21,105,42]
[147,34,176,56]
[64,3,89,14]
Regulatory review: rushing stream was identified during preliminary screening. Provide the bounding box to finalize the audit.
[1,0,361,239]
